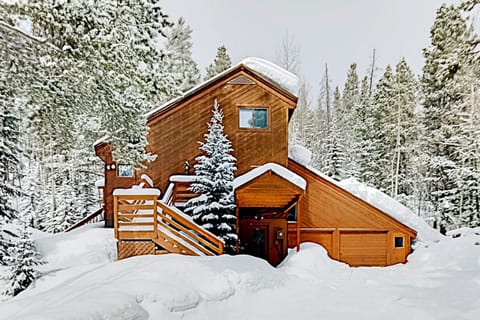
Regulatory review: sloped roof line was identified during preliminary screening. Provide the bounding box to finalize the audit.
[146,57,300,120]
[233,162,307,191]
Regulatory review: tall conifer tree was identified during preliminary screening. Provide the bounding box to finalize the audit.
[204,46,232,80]
[185,100,238,253]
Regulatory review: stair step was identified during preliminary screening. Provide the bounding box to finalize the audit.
[155,249,169,255]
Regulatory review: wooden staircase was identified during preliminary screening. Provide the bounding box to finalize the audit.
[113,189,224,260]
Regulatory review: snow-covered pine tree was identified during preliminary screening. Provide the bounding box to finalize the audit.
[288,81,316,151]
[1,0,175,231]
[321,86,347,180]
[339,63,361,178]
[0,53,21,222]
[420,4,477,232]
[368,65,395,190]
[0,23,24,260]
[185,99,238,253]
[389,58,417,199]
[163,17,200,98]
[204,46,232,80]
[2,224,44,297]
[311,64,333,170]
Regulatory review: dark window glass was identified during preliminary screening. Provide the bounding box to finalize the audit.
[239,108,268,129]
[287,205,297,221]
[394,236,404,248]
[253,109,268,128]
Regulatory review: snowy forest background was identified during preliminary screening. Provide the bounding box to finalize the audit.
[0,0,479,257]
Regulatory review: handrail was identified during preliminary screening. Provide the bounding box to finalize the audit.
[66,207,104,232]
[113,191,223,256]
[157,200,224,255]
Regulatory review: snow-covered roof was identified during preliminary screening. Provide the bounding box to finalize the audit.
[95,179,105,188]
[146,57,299,119]
[170,175,196,183]
[233,163,307,191]
[288,145,312,167]
[337,178,441,241]
[242,57,299,97]
[92,135,109,148]
[113,188,160,196]
[288,156,440,242]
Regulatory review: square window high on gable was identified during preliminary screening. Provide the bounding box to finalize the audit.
[239,108,268,129]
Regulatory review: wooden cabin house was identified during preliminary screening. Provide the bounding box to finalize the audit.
[94,57,417,267]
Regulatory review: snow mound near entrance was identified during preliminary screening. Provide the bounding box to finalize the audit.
[279,243,349,281]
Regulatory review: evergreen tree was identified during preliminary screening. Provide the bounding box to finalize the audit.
[339,63,361,178]
[389,58,417,199]
[369,65,395,189]
[289,81,316,152]
[2,224,44,297]
[1,0,176,231]
[185,100,238,253]
[321,87,347,180]
[0,57,21,221]
[420,4,478,232]
[352,75,377,186]
[204,45,232,80]
[163,17,200,97]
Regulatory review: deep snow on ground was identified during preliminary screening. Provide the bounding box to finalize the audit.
[0,224,479,320]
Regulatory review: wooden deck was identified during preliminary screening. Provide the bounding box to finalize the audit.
[113,192,224,260]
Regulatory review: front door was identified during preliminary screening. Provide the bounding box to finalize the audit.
[239,218,287,266]
[242,224,268,259]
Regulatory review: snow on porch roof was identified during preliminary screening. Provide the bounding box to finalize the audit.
[233,163,307,191]
[146,57,300,119]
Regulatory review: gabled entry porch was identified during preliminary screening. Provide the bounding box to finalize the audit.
[234,163,306,266]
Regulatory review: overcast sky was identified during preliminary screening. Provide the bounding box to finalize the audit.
[162,0,460,96]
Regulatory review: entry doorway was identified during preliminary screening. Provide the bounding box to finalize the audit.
[239,217,287,266]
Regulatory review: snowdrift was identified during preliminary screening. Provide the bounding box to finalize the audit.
[1,225,479,319]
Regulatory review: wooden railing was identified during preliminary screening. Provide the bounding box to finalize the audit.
[66,207,104,232]
[156,200,224,255]
[113,193,158,240]
[113,190,223,256]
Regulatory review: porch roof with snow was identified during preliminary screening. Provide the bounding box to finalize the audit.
[146,57,300,121]
[234,163,305,209]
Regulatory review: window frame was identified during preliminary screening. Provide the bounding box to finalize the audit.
[394,236,404,248]
[237,106,270,131]
[117,164,134,178]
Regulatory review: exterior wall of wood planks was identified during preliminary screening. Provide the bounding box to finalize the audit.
[287,159,416,266]
[146,69,296,193]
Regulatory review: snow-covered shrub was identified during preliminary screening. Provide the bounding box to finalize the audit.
[2,225,44,297]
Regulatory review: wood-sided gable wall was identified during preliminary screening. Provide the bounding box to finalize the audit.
[287,159,416,266]
[146,67,297,193]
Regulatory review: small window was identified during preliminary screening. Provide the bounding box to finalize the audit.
[118,164,133,177]
[239,108,268,129]
[394,236,404,248]
[287,205,297,221]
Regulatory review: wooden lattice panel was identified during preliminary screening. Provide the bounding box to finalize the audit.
[117,240,155,260]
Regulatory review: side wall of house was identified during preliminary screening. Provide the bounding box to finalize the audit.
[146,70,295,193]
[287,160,415,266]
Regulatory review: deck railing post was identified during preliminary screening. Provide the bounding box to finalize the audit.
[113,195,119,239]
[153,196,158,236]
